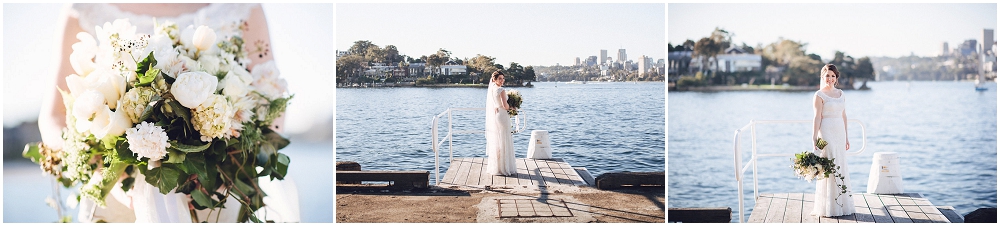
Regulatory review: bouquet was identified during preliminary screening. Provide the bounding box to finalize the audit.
[791,138,848,202]
[22,19,292,222]
[506,89,522,116]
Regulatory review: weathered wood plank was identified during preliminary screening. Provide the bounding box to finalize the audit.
[879,194,913,223]
[473,157,487,185]
[802,193,819,223]
[836,212,858,223]
[556,161,588,186]
[453,158,472,185]
[782,193,804,223]
[764,193,788,223]
[515,158,531,185]
[747,194,773,223]
[908,193,951,223]
[545,160,572,185]
[440,158,460,185]
[536,159,560,185]
[863,193,894,223]
[525,158,545,186]
[853,193,876,223]
[895,194,932,223]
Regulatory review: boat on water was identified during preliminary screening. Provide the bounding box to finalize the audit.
[565,80,586,84]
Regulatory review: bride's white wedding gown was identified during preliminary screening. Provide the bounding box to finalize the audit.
[69,3,299,223]
[485,83,516,176]
[812,89,855,217]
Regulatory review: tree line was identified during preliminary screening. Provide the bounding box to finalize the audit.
[336,40,537,86]
[670,28,875,89]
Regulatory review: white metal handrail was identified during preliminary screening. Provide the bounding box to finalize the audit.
[430,108,527,185]
[733,119,867,223]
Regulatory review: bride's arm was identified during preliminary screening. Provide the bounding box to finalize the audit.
[499,89,510,110]
[811,94,823,151]
[39,9,87,150]
[243,4,284,133]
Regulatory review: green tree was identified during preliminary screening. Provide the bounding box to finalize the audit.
[466,54,498,83]
[506,62,524,85]
[856,57,875,90]
[365,45,385,64]
[348,40,374,56]
[524,66,537,84]
[384,45,399,64]
[336,55,366,85]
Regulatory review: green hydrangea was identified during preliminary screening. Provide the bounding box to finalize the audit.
[120,87,157,123]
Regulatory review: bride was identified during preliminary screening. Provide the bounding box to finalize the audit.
[38,3,296,223]
[484,71,517,176]
[811,64,855,217]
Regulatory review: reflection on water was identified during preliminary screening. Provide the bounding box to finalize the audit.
[668,81,997,222]
[3,142,333,223]
[336,82,665,181]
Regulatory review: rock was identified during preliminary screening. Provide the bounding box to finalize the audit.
[965,208,997,223]
[595,171,665,190]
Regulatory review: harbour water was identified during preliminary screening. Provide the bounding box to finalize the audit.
[336,82,665,182]
[3,141,333,223]
[668,81,997,222]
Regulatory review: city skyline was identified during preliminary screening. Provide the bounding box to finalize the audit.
[337,3,665,67]
[669,3,997,61]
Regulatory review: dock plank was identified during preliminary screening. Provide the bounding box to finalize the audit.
[764,193,788,223]
[473,157,487,186]
[878,194,913,223]
[543,160,571,185]
[863,193,894,223]
[909,194,950,223]
[782,193,804,223]
[524,158,545,186]
[802,193,819,223]
[853,194,876,223]
[895,194,931,223]
[453,158,472,186]
[747,194,773,223]
[440,158,460,185]
[515,158,531,185]
[536,159,560,185]
[556,161,588,186]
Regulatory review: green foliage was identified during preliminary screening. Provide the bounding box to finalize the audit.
[145,164,182,195]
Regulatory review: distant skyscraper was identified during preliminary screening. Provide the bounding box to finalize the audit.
[575,57,581,66]
[941,42,949,56]
[600,50,608,65]
[961,39,978,56]
[618,49,627,63]
[638,55,649,73]
[984,29,995,54]
[587,56,598,66]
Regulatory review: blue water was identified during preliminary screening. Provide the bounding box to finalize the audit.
[3,141,333,223]
[336,82,666,182]
[668,81,998,222]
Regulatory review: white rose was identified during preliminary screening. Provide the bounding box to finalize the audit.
[125,122,171,161]
[85,69,127,109]
[192,25,217,52]
[72,91,106,133]
[90,105,132,139]
[250,61,287,100]
[219,71,250,98]
[171,71,219,108]
[229,64,253,85]
[198,55,222,76]
[70,32,98,77]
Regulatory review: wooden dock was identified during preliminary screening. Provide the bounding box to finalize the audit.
[437,157,589,189]
[748,193,953,223]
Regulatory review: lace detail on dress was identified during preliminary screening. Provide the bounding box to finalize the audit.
[71,3,256,38]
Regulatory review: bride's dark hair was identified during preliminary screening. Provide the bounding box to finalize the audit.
[491,70,506,81]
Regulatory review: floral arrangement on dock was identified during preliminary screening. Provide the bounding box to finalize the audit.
[22,18,292,222]
[506,89,522,116]
[791,138,848,197]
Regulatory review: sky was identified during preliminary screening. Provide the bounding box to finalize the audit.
[337,3,666,67]
[669,3,997,61]
[2,3,334,135]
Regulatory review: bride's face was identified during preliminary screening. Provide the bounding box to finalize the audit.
[494,75,505,86]
[823,71,837,88]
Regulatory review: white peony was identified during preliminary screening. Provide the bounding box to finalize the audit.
[72,90,107,134]
[250,61,287,100]
[95,19,137,48]
[198,54,223,76]
[84,69,127,109]
[180,25,196,52]
[171,71,219,108]
[65,74,89,98]
[69,32,98,77]
[192,95,235,142]
[125,122,171,161]
[90,105,132,139]
[192,25,217,52]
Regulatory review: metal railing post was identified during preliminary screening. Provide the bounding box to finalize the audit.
[734,129,744,223]
[448,110,453,162]
[751,122,759,200]
[432,117,439,185]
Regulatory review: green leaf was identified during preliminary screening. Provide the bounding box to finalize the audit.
[169,141,212,153]
[121,177,136,192]
[234,178,257,198]
[115,142,140,164]
[137,68,159,86]
[256,142,275,167]
[22,143,42,163]
[144,165,181,194]
[271,153,290,180]
[166,100,192,134]
[190,190,217,210]
[164,150,186,164]
[138,95,163,123]
[135,51,157,76]
[262,129,290,151]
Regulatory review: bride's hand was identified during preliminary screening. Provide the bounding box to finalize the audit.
[846,140,850,150]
